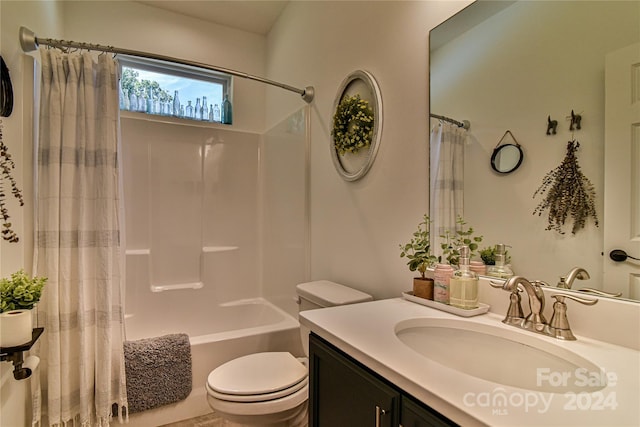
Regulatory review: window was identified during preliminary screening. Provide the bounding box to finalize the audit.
[118,55,231,123]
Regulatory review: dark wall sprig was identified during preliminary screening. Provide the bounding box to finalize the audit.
[532,140,598,234]
[0,121,24,242]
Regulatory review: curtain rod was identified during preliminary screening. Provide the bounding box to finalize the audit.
[430,113,470,130]
[18,26,315,103]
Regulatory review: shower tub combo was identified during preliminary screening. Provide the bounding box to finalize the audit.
[122,296,301,427]
[119,109,309,425]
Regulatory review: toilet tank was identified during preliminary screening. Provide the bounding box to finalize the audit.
[296,280,373,311]
[295,280,372,355]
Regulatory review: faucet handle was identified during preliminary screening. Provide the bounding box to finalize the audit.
[577,288,623,298]
[503,286,525,326]
[548,294,598,340]
[489,280,506,289]
[552,294,598,306]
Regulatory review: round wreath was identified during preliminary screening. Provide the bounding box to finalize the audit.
[331,94,374,156]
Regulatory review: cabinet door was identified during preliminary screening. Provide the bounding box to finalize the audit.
[401,395,458,427]
[309,334,399,427]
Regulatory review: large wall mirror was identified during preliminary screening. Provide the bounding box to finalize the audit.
[430,1,639,301]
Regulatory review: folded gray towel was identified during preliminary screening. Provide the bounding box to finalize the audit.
[124,333,192,413]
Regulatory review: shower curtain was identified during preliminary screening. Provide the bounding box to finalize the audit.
[429,121,466,259]
[33,50,127,426]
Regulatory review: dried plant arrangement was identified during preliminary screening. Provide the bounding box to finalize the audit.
[0,120,24,242]
[532,140,598,235]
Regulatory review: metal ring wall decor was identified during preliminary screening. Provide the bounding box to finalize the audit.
[330,70,383,181]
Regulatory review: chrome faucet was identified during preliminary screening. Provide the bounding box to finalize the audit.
[491,275,598,340]
[561,267,590,289]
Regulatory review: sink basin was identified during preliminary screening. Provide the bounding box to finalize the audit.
[395,318,607,393]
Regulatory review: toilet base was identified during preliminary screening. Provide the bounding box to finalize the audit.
[214,402,307,427]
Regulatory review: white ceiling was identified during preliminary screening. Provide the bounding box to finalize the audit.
[135,1,289,35]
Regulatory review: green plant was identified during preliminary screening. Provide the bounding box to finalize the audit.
[399,214,437,278]
[479,245,511,266]
[331,94,374,155]
[532,140,598,234]
[439,216,483,266]
[0,269,46,313]
[0,121,24,243]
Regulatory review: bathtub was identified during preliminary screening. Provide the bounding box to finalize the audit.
[120,298,303,427]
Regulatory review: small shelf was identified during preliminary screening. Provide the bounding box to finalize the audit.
[151,282,204,292]
[202,246,239,253]
[0,327,44,355]
[126,249,150,255]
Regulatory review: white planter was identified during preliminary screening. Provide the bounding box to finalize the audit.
[0,309,33,347]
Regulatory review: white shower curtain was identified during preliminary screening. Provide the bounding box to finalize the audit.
[429,121,466,260]
[33,50,127,426]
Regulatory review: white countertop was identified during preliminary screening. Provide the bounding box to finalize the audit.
[299,298,640,426]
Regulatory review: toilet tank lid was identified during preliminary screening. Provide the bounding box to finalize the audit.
[296,280,373,307]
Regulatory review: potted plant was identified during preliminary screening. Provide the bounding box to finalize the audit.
[400,214,438,299]
[479,245,511,266]
[0,269,46,347]
[439,216,483,267]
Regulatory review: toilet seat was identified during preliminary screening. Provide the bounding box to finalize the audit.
[207,352,307,403]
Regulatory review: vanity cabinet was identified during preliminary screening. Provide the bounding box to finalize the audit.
[309,333,456,427]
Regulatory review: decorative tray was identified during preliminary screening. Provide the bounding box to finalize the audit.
[401,291,490,317]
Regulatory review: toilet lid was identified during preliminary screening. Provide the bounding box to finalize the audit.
[207,352,307,396]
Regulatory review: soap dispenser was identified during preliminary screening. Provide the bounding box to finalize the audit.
[449,246,479,309]
[487,243,513,279]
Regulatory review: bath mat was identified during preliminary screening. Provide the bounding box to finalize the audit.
[124,333,192,413]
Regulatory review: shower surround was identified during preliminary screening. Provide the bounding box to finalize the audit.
[120,108,309,424]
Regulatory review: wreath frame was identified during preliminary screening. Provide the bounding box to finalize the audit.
[330,70,383,182]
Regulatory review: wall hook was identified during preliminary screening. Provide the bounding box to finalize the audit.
[569,110,582,131]
[546,115,558,135]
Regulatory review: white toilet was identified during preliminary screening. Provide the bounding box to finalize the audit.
[205,280,373,426]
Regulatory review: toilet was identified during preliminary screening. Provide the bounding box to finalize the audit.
[205,280,373,426]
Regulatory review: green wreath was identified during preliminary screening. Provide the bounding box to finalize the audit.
[331,94,374,156]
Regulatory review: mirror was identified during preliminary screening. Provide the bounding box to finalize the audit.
[491,144,522,174]
[430,1,639,301]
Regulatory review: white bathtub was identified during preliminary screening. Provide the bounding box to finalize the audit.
[120,298,302,427]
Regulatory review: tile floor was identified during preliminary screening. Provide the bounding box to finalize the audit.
[159,412,224,427]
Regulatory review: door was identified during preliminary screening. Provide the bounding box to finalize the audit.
[604,43,640,299]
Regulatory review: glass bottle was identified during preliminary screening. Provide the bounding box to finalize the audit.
[173,90,181,117]
[138,92,146,112]
[221,94,232,124]
[194,98,201,120]
[122,89,130,111]
[119,85,125,110]
[186,100,193,118]
[487,244,514,279]
[129,91,138,112]
[213,104,221,122]
[449,246,479,309]
[209,104,214,122]
[146,88,153,113]
[201,96,207,120]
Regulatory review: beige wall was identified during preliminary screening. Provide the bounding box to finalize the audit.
[1,2,63,424]
[266,1,470,299]
[62,1,268,133]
